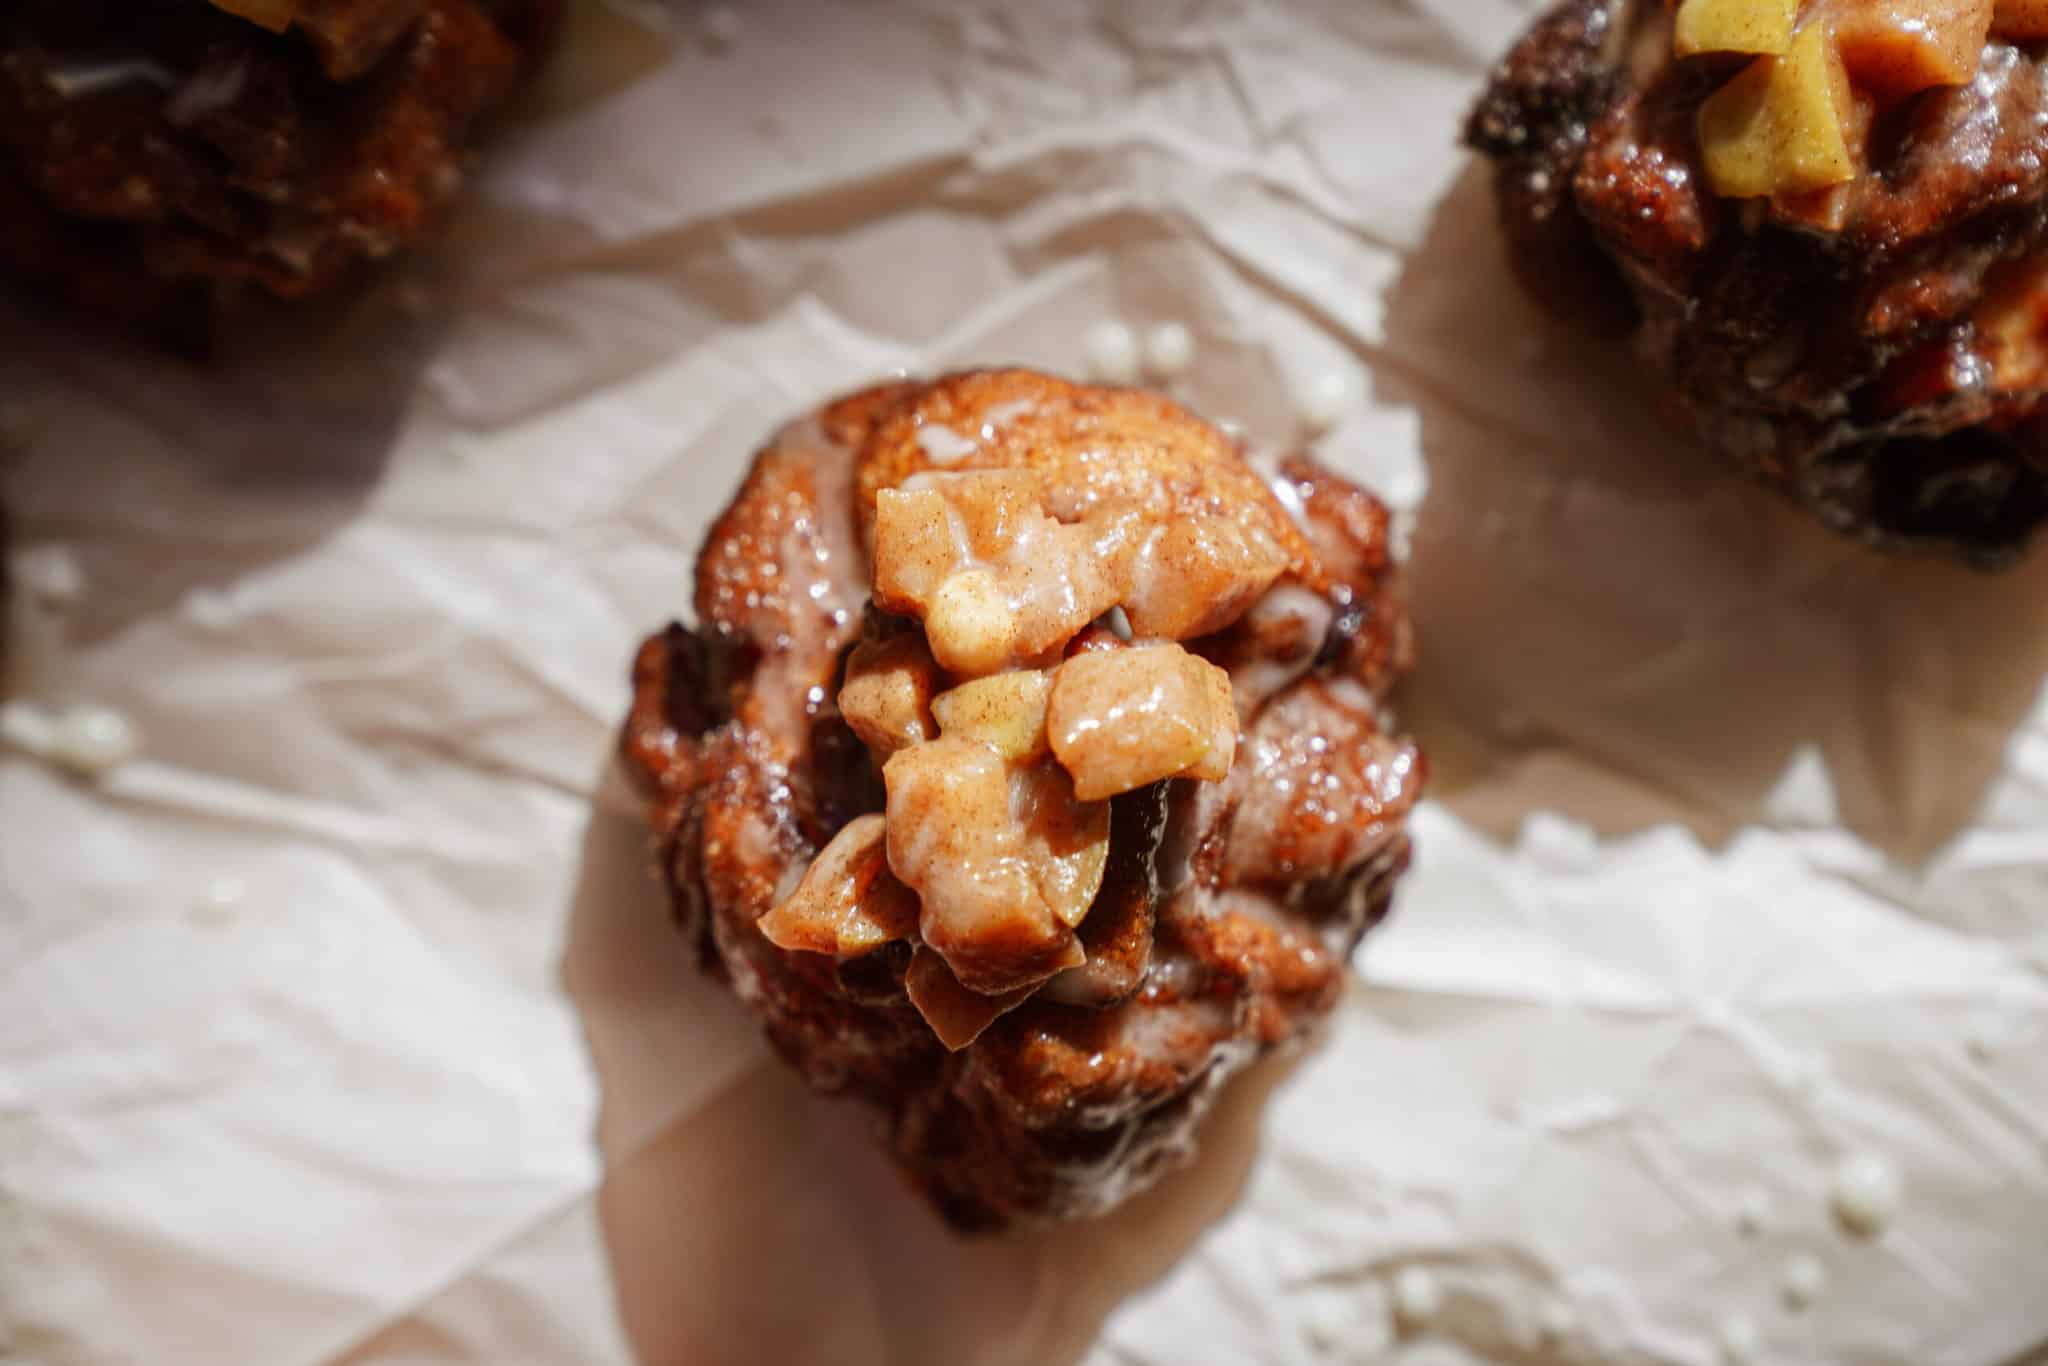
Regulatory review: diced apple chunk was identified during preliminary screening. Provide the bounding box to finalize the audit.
[1122,515,1289,642]
[871,471,1047,615]
[1046,642,1238,802]
[1675,0,1798,57]
[840,632,941,758]
[1699,24,1858,199]
[758,815,921,958]
[1832,0,1990,100]
[904,947,1034,1051]
[1997,0,2048,37]
[883,736,1106,994]
[931,670,1054,762]
[871,470,1127,677]
[922,568,1020,677]
[871,485,957,610]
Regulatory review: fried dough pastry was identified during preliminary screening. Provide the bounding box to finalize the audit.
[1468,0,2048,565]
[0,0,557,345]
[623,370,1424,1226]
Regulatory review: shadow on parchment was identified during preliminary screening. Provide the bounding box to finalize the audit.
[559,758,1301,1366]
[1381,165,2048,864]
[0,0,670,662]
[0,246,479,664]
[0,0,676,634]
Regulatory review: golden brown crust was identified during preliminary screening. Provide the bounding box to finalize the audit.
[0,0,552,340]
[624,370,1423,1226]
[856,369,1316,575]
[1467,0,2048,563]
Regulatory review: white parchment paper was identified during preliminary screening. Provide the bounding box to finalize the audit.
[6,2,2048,1363]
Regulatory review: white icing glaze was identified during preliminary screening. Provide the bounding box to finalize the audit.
[1140,947,1204,997]
[1110,993,1237,1092]
[1250,583,1334,632]
[1830,1151,1903,1237]
[915,423,977,465]
[1781,1252,1826,1310]
[165,57,248,126]
[1085,320,1141,384]
[1228,583,1335,705]
[1144,321,1195,377]
[1390,1266,1441,1327]
[747,418,865,746]
[1262,460,1308,525]
[979,398,1038,436]
[44,58,177,100]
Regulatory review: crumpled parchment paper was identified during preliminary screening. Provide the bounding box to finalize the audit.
[6,1,2048,1364]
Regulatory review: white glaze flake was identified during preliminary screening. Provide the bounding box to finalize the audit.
[2,700,137,777]
[1084,320,1140,384]
[1830,1151,1903,1238]
[53,704,138,777]
[1716,1312,1759,1364]
[1143,321,1194,377]
[1781,1252,1826,1310]
[1295,368,1356,434]
[1390,1266,1441,1328]
[915,424,977,465]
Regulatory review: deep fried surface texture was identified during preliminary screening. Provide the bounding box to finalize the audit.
[622,369,1424,1227]
[1467,0,2048,565]
[0,0,556,344]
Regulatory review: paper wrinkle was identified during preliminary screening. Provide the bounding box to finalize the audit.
[9,0,2048,1364]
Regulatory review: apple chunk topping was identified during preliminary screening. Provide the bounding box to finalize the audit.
[1675,0,1798,58]
[840,631,942,759]
[1685,1,2015,212]
[1046,642,1238,801]
[872,470,1138,676]
[1699,24,1858,200]
[757,815,921,958]
[905,947,1036,1051]
[931,668,1056,762]
[883,735,1108,995]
